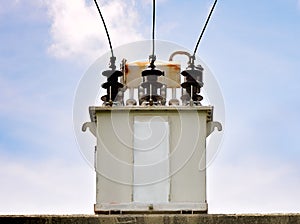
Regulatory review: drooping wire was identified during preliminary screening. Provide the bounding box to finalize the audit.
[150,0,156,67]
[152,0,156,57]
[193,0,218,57]
[93,0,114,57]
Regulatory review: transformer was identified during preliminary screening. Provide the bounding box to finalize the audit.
[82,54,222,214]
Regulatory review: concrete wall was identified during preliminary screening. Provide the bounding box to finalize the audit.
[1,214,300,224]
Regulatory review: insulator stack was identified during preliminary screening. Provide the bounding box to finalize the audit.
[100,57,124,106]
[139,68,165,106]
[180,65,204,105]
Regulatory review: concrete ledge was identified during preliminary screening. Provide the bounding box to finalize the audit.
[1,214,300,224]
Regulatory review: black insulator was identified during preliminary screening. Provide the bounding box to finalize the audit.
[139,67,164,105]
[101,69,123,105]
[142,68,163,77]
[180,66,204,104]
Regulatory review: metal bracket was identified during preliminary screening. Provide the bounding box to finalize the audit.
[206,121,222,137]
[82,122,97,137]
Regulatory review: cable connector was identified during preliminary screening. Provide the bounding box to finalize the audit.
[109,56,116,70]
[187,55,196,70]
[149,54,156,69]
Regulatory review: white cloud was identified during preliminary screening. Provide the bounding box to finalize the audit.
[43,0,144,63]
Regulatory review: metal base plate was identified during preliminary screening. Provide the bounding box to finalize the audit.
[94,203,208,214]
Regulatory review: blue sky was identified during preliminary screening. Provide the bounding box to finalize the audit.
[0,0,300,214]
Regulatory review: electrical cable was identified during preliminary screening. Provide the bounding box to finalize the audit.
[149,0,156,67]
[93,0,114,57]
[152,0,156,58]
[193,0,218,57]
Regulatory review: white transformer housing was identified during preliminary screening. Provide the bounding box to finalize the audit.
[84,105,221,214]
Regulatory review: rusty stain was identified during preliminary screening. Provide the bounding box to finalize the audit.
[125,64,129,75]
[133,61,150,67]
[125,61,180,72]
[166,63,180,71]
